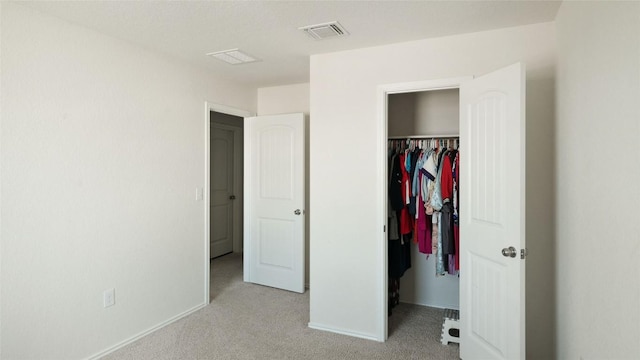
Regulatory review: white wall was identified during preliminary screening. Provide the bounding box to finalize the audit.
[555,2,640,359]
[0,3,255,359]
[310,22,556,358]
[388,89,460,136]
[399,251,460,309]
[257,83,311,287]
[387,92,416,136]
[258,83,310,116]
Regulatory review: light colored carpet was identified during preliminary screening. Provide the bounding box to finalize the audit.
[103,253,459,360]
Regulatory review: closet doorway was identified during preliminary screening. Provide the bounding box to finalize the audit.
[385,82,464,355]
[205,103,252,302]
[387,89,461,311]
[210,114,243,259]
[378,63,527,359]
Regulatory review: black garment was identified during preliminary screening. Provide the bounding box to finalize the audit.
[401,233,412,273]
[388,210,411,279]
[447,149,458,163]
[441,202,455,255]
[388,238,411,278]
[437,148,447,169]
[389,154,404,212]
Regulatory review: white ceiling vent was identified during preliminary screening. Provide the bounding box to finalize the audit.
[299,21,349,40]
[206,49,259,65]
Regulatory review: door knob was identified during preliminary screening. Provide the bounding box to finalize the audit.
[502,246,517,258]
[294,209,302,215]
[229,195,236,200]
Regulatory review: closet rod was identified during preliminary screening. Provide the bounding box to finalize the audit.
[388,134,459,140]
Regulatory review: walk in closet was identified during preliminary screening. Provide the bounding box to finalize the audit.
[387,88,461,346]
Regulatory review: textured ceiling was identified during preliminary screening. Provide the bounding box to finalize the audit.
[21,1,562,88]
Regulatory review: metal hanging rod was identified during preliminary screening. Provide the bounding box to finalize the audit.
[387,134,459,140]
[387,136,459,151]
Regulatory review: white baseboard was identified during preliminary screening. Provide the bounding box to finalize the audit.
[85,302,207,360]
[308,322,382,342]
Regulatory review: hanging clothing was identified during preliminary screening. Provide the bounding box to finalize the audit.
[389,153,404,212]
[388,205,399,241]
[388,137,460,284]
[412,150,428,199]
[448,254,457,275]
[454,226,460,271]
[441,151,456,203]
[415,170,432,255]
[430,149,444,213]
[441,202,455,255]
[398,153,414,235]
[407,148,421,216]
[388,228,411,276]
[452,151,459,218]
[435,212,446,276]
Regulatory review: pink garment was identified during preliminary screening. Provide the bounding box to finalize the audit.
[398,153,413,235]
[454,152,460,270]
[440,155,454,202]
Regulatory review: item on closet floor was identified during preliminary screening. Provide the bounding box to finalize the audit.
[441,308,460,345]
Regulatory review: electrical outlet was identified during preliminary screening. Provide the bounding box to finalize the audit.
[103,288,115,308]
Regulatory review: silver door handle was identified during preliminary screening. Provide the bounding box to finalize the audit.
[502,246,517,258]
[294,209,302,215]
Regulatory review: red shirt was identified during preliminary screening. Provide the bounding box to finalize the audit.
[440,154,453,202]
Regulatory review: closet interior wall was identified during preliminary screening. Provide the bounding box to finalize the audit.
[388,88,460,310]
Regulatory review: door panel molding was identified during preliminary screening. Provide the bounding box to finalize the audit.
[244,113,305,293]
[459,63,526,359]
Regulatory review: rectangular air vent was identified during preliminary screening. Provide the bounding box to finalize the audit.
[206,49,259,65]
[299,21,349,40]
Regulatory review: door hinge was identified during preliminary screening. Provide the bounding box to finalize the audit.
[521,248,528,259]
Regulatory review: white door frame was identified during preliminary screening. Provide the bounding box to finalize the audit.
[376,77,472,341]
[204,101,253,304]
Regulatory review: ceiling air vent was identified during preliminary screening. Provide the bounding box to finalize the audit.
[206,49,259,65]
[299,21,349,40]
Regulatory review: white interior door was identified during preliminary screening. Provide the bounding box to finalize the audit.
[244,113,305,293]
[459,63,526,359]
[210,124,235,258]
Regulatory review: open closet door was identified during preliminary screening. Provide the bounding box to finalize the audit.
[459,63,526,359]
[244,113,305,293]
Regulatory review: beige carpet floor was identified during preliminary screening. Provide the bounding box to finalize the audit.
[103,253,459,360]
